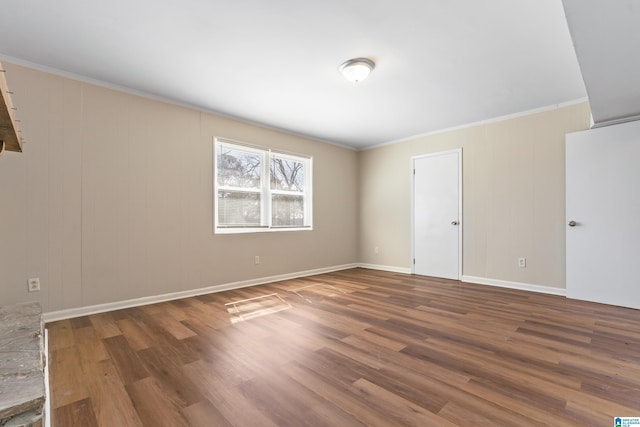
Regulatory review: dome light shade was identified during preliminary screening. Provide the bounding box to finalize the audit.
[339,58,375,83]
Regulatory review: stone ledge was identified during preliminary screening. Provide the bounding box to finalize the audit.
[0,302,44,424]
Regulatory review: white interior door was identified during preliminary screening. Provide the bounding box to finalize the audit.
[566,120,640,309]
[412,149,461,280]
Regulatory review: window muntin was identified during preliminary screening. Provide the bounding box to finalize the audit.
[214,138,312,233]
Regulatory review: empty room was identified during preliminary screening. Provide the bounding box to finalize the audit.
[1,1,639,426]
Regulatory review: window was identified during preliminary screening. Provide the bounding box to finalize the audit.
[214,138,312,233]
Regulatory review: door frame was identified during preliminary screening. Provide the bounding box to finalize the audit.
[410,148,462,278]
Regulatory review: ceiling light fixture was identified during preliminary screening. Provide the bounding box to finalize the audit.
[339,58,375,83]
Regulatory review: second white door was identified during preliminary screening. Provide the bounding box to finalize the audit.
[566,121,640,309]
[412,150,461,280]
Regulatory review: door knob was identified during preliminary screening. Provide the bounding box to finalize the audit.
[568,220,577,227]
[451,221,459,226]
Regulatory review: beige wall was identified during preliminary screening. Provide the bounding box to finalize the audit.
[359,102,591,288]
[0,62,593,314]
[0,63,358,312]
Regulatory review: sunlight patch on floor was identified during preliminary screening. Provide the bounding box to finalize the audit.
[225,293,291,323]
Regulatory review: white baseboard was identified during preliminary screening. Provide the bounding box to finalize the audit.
[43,265,566,322]
[357,263,412,274]
[43,263,359,322]
[461,275,566,296]
[357,266,566,296]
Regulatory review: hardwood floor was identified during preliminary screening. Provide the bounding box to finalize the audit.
[46,268,640,426]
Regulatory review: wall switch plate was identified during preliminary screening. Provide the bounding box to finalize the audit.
[28,278,41,292]
[254,256,260,265]
[518,258,526,268]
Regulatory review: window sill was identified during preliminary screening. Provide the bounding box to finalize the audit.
[214,226,313,235]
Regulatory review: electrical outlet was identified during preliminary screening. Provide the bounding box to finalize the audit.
[374,246,379,254]
[28,278,41,292]
[254,255,260,265]
[518,258,526,268]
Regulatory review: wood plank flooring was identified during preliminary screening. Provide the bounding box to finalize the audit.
[46,268,640,426]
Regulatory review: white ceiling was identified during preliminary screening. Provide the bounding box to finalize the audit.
[563,0,640,127]
[0,0,587,149]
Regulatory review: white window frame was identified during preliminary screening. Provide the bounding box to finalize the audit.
[214,137,313,234]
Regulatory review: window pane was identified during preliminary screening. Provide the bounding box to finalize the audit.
[218,146,262,188]
[218,191,261,226]
[272,194,304,226]
[270,157,305,191]
[214,138,312,233]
